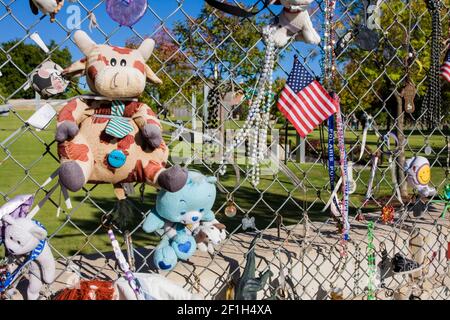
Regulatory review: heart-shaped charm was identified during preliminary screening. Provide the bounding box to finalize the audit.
[106,0,147,27]
[177,241,191,253]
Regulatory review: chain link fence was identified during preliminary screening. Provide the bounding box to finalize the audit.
[0,0,449,300]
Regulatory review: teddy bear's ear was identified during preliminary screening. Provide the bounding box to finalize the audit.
[63,59,87,78]
[206,176,217,184]
[73,30,96,56]
[2,215,16,225]
[29,224,47,240]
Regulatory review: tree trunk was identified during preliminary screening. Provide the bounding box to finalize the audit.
[395,91,408,199]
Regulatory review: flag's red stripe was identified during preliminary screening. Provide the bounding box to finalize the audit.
[277,96,308,137]
[301,85,330,121]
[311,81,337,113]
[279,90,311,136]
[283,88,315,130]
[284,87,318,128]
[295,86,326,127]
[279,90,311,133]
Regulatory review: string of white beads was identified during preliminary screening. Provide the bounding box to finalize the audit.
[219,25,277,186]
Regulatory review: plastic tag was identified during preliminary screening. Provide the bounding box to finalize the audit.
[26,103,56,130]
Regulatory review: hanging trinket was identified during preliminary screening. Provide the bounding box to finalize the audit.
[220,25,277,186]
[355,209,366,222]
[404,156,436,198]
[381,205,395,224]
[224,196,237,218]
[424,138,432,156]
[367,221,376,300]
[106,0,147,27]
[422,0,443,129]
[402,80,417,114]
[242,215,256,231]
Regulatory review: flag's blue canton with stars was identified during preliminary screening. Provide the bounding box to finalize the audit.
[286,58,315,93]
[277,58,338,137]
[441,48,450,83]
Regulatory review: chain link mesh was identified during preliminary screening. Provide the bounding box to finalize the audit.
[0,0,449,300]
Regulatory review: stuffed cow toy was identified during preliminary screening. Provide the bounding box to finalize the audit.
[143,171,224,270]
[2,216,55,300]
[271,0,321,47]
[57,30,188,202]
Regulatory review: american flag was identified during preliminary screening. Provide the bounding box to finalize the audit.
[277,58,338,138]
[442,48,450,83]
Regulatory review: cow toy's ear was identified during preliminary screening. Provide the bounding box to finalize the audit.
[138,38,155,62]
[63,59,87,78]
[73,30,96,56]
[144,64,162,84]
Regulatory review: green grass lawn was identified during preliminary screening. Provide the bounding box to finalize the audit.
[0,110,448,256]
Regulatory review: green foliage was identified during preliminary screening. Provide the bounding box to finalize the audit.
[172,5,270,82]
[0,40,72,100]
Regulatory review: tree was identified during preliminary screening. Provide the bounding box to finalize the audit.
[172,4,272,83]
[336,0,449,126]
[126,28,197,110]
[336,0,450,197]
[0,40,72,99]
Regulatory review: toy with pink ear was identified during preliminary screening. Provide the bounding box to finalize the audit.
[29,0,64,22]
[58,30,188,228]
[271,0,321,47]
[0,196,55,300]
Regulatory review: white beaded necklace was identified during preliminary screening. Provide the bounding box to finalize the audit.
[219,25,277,186]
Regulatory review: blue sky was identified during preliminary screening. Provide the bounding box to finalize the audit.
[0,1,322,78]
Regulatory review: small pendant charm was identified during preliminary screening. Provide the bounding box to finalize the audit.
[242,215,256,231]
[224,197,237,218]
[381,205,395,224]
[424,141,432,155]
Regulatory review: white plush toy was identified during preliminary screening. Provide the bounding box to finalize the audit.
[2,216,56,300]
[271,0,321,47]
[404,156,436,198]
[114,273,203,300]
[29,0,64,22]
[192,219,227,254]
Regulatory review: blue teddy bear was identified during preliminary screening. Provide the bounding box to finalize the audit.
[143,171,217,270]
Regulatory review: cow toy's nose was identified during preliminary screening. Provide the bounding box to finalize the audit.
[192,216,199,222]
[111,72,128,88]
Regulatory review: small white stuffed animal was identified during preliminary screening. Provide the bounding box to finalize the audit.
[271,0,321,47]
[192,219,226,254]
[114,273,203,300]
[2,216,55,300]
[29,0,64,22]
[404,156,436,198]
